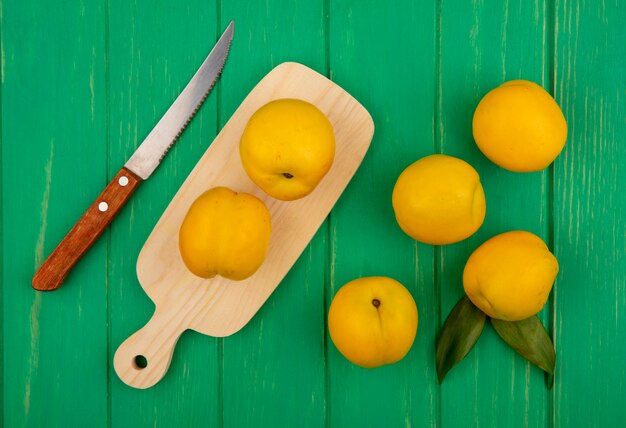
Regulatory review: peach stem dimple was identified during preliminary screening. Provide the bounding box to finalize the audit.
[372,299,381,308]
[282,172,294,179]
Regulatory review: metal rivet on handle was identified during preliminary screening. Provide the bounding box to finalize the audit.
[98,202,109,212]
[118,176,129,187]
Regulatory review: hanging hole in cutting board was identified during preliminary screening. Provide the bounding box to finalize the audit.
[133,355,148,369]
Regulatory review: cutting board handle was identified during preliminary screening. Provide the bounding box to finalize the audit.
[114,305,186,389]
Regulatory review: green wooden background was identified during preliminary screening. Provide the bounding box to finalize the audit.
[2,0,625,426]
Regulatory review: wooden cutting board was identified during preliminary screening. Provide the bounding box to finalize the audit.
[114,62,374,389]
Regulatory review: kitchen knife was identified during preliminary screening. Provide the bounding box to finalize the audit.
[32,21,234,291]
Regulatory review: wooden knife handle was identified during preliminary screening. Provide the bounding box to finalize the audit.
[32,167,141,291]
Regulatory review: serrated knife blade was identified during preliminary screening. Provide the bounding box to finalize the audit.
[126,21,234,179]
[32,21,234,291]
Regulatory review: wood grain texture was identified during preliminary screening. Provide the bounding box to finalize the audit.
[1,0,109,426]
[327,1,438,426]
[32,168,140,291]
[553,0,626,425]
[114,62,373,389]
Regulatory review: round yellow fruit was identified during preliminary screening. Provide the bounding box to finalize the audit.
[179,186,271,281]
[392,154,486,245]
[240,98,335,201]
[472,80,567,172]
[463,230,559,321]
[328,276,418,369]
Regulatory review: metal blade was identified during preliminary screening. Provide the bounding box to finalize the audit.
[125,21,234,179]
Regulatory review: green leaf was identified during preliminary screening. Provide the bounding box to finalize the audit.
[545,372,555,390]
[490,316,556,379]
[436,296,486,383]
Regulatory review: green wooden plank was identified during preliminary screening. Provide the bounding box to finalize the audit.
[438,1,551,426]
[107,1,219,425]
[1,0,108,426]
[553,0,626,425]
[1,0,4,420]
[327,2,437,426]
[218,3,327,427]
[0,0,4,420]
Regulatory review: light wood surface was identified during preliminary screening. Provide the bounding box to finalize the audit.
[114,62,374,389]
